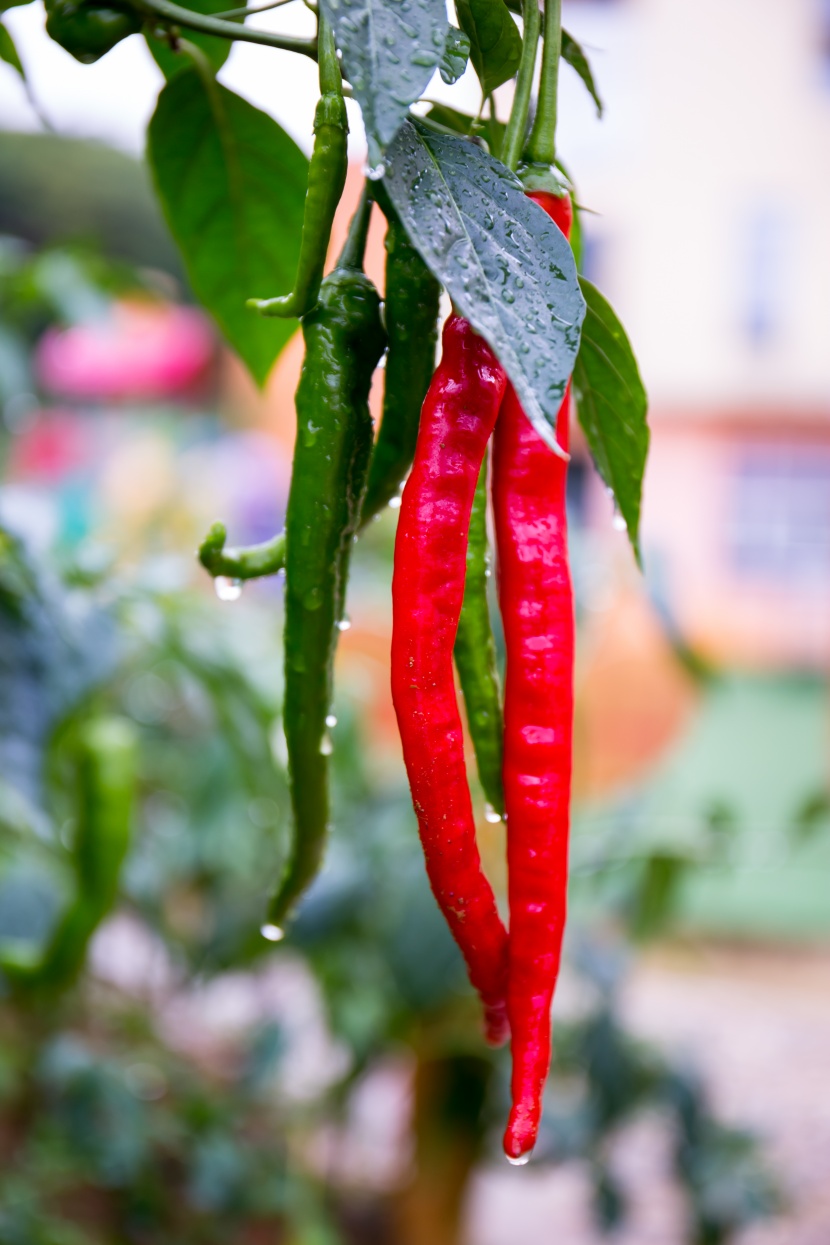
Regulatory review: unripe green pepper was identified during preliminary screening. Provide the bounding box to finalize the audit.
[45,0,142,63]
[270,194,386,928]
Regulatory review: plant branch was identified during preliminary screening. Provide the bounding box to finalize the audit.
[213,0,296,18]
[137,0,318,57]
[502,0,540,172]
[525,0,560,165]
[199,522,285,580]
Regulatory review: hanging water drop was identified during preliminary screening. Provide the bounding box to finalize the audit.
[320,733,334,756]
[505,1151,532,1167]
[260,922,284,942]
[388,495,402,509]
[364,160,386,181]
[484,803,502,824]
[612,511,626,532]
[325,713,338,728]
[214,576,243,602]
[337,617,352,632]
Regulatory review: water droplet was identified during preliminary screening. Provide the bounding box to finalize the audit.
[337,617,351,632]
[410,49,434,66]
[501,289,516,305]
[506,1150,532,1166]
[388,495,402,509]
[612,511,626,532]
[484,803,502,824]
[320,733,334,756]
[260,923,284,942]
[325,714,338,728]
[214,576,242,602]
[364,160,386,181]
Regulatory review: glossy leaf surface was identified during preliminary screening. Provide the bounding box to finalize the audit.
[455,0,521,95]
[148,70,307,385]
[384,120,585,452]
[321,0,449,165]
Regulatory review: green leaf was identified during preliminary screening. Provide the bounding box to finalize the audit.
[320,0,449,166]
[0,20,24,78]
[455,0,521,95]
[562,28,603,117]
[0,0,33,11]
[145,0,241,78]
[147,70,308,386]
[384,120,585,453]
[439,24,469,85]
[572,278,648,563]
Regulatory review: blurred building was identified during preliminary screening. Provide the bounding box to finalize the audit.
[564,0,830,670]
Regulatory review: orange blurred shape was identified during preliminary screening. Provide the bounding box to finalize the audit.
[573,587,700,801]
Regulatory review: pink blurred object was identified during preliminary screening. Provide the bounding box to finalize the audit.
[36,301,215,400]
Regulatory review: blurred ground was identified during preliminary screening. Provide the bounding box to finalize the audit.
[467,944,830,1245]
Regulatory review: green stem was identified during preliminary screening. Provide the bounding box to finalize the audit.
[316,11,340,95]
[198,522,285,580]
[502,0,540,172]
[137,0,318,57]
[337,184,372,271]
[213,0,296,17]
[525,0,560,165]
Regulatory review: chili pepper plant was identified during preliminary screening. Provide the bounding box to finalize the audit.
[9,0,649,1161]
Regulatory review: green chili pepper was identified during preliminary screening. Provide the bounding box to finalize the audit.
[1,716,136,996]
[360,199,441,522]
[270,191,385,928]
[45,0,142,63]
[453,454,505,819]
[248,17,348,321]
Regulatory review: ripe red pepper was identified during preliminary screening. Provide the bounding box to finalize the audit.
[493,189,575,1160]
[391,312,509,1046]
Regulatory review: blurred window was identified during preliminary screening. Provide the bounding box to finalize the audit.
[728,445,830,580]
[741,206,788,349]
[818,0,830,76]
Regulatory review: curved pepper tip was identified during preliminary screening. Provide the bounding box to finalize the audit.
[503,1106,538,1165]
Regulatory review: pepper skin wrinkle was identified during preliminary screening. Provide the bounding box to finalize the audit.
[391,313,509,1046]
[494,189,575,1159]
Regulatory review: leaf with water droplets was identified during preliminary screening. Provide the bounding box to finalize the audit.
[384,120,585,453]
[439,25,470,85]
[321,0,449,165]
[573,278,648,565]
[455,0,521,95]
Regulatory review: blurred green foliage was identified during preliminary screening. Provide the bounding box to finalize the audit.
[0,131,182,278]
[0,523,780,1245]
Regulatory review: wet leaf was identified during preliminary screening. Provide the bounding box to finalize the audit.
[439,24,470,85]
[321,0,449,165]
[562,28,603,117]
[456,0,521,95]
[384,120,585,452]
[148,70,307,385]
[573,278,648,563]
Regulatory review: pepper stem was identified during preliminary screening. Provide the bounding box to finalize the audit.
[502,0,540,172]
[337,184,373,271]
[316,12,340,96]
[525,0,561,166]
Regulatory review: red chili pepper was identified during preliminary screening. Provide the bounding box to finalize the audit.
[391,312,509,1046]
[493,189,575,1160]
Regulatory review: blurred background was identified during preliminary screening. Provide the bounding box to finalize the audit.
[0,0,828,1242]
